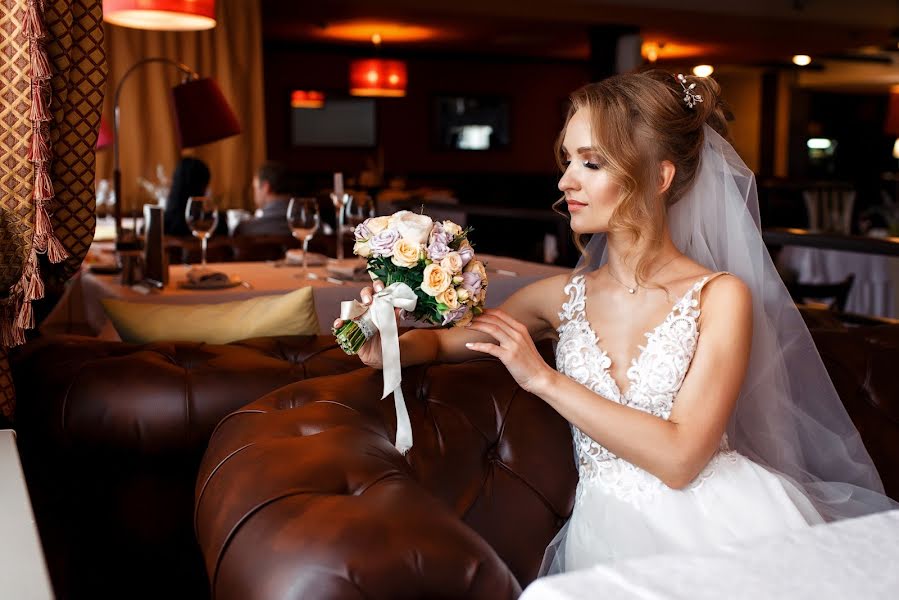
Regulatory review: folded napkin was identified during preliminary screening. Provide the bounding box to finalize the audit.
[326,258,368,280]
[185,268,233,288]
[285,249,327,266]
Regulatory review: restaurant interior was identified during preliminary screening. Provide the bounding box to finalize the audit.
[1,0,898,598]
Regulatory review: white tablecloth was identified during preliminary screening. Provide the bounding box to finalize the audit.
[42,254,569,338]
[0,430,54,600]
[778,246,899,318]
[522,509,899,600]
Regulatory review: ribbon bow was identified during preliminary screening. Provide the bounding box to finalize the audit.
[339,282,418,454]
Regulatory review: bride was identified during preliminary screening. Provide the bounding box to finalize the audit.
[334,70,896,574]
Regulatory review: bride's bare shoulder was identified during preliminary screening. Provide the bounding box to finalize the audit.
[498,272,576,332]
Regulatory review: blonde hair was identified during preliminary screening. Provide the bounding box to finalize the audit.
[555,70,730,284]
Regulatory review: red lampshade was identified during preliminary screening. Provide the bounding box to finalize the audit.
[349,59,407,98]
[886,91,899,136]
[170,77,241,148]
[96,117,113,150]
[103,0,216,31]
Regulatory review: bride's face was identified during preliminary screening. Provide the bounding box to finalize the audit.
[558,108,621,234]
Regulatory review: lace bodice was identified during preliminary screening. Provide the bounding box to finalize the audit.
[556,273,736,503]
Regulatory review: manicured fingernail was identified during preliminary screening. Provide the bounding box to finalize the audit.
[465,343,473,348]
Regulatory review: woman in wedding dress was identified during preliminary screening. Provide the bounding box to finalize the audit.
[334,70,896,575]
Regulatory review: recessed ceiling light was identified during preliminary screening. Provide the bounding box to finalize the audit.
[692,64,714,77]
[793,55,812,66]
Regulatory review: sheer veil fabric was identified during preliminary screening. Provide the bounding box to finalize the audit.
[572,126,896,522]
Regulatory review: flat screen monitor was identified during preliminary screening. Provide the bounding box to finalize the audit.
[434,95,510,151]
[291,96,376,147]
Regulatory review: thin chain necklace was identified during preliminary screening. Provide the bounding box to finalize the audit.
[606,254,680,295]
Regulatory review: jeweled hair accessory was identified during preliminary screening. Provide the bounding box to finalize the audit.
[677,73,703,108]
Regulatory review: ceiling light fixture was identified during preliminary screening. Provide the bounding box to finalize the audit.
[349,33,408,98]
[792,54,812,66]
[692,64,714,78]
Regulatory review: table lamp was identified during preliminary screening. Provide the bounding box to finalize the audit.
[111,57,241,241]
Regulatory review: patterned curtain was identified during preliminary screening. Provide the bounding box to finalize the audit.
[0,0,106,419]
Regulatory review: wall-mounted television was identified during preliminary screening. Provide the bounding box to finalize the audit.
[290,95,376,148]
[434,95,510,151]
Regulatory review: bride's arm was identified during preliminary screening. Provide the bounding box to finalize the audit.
[468,275,753,489]
[342,273,570,368]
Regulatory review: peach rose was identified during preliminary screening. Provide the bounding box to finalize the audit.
[455,310,474,327]
[353,240,371,258]
[437,286,459,310]
[443,220,463,237]
[366,216,391,235]
[440,251,464,274]
[420,263,452,296]
[391,239,422,268]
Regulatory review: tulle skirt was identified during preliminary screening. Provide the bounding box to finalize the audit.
[540,451,824,575]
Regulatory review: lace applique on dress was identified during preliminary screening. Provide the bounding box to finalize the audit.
[556,273,738,505]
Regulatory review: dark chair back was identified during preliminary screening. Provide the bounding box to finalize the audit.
[787,274,855,312]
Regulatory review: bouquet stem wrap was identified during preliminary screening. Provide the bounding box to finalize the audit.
[339,283,418,454]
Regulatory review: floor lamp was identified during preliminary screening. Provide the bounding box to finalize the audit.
[112,57,241,242]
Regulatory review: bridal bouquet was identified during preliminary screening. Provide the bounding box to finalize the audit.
[332,210,487,455]
[333,210,488,355]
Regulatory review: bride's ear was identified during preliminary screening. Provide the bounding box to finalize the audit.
[658,160,676,195]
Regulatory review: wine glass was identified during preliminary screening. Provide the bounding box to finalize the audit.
[287,197,320,278]
[185,196,219,269]
[345,194,375,230]
[329,192,351,261]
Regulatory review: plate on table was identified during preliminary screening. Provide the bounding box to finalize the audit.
[177,272,244,290]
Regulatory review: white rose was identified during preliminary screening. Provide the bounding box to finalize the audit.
[457,288,470,302]
[437,286,460,310]
[443,220,463,237]
[391,210,433,245]
[390,239,422,268]
[440,252,463,274]
[366,216,391,235]
[421,264,452,297]
[353,241,371,258]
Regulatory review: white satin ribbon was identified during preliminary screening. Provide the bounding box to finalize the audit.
[339,282,418,454]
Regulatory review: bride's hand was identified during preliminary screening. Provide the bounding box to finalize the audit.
[333,280,398,370]
[464,309,555,395]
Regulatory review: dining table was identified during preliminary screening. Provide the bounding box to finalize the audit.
[41,254,571,340]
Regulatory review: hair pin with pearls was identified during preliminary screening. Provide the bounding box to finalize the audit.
[676,73,703,108]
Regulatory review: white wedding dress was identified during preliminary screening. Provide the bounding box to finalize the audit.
[540,273,824,575]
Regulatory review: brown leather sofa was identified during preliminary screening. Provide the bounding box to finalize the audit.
[193,318,899,600]
[10,313,899,599]
[10,335,361,599]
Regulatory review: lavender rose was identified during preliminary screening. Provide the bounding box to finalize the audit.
[427,240,450,261]
[441,306,468,326]
[429,222,452,246]
[354,222,371,241]
[369,228,401,257]
[461,271,482,295]
[458,240,475,267]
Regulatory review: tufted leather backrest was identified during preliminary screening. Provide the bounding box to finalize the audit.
[194,346,578,600]
[12,334,362,456]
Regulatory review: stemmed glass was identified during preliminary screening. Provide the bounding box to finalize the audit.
[287,197,320,278]
[344,194,375,230]
[329,192,352,261]
[185,196,219,269]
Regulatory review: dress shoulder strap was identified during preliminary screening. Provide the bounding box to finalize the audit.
[696,271,732,295]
